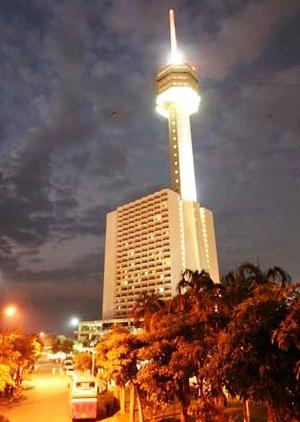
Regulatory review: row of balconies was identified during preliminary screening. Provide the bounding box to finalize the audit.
[118,210,168,220]
[116,258,171,267]
[116,257,170,265]
[118,213,166,223]
[116,257,171,267]
[116,267,171,274]
[116,257,170,266]
[116,243,170,257]
[117,247,170,256]
[117,221,169,233]
[116,283,172,294]
[119,193,169,208]
[115,284,171,293]
[116,246,170,257]
[116,240,170,250]
[116,268,171,278]
[117,223,169,232]
[115,283,172,292]
[116,262,170,277]
[117,235,170,244]
[117,223,169,236]
[117,244,171,253]
[115,275,171,286]
[117,212,169,224]
[116,255,171,267]
[117,234,170,243]
[118,208,168,219]
[115,246,171,258]
[116,273,166,282]
[115,276,171,286]
[118,196,169,212]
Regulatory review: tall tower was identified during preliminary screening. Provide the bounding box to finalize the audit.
[156,10,200,202]
[102,10,220,320]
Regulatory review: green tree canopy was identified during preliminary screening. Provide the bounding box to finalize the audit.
[0,364,14,393]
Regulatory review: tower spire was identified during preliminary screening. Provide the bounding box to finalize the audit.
[169,9,178,62]
[169,9,182,64]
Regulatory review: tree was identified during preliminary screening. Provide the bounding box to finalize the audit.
[275,284,300,351]
[221,263,291,311]
[51,336,74,354]
[137,336,195,422]
[132,292,165,332]
[0,331,41,390]
[135,270,224,422]
[134,265,298,422]
[274,283,300,380]
[208,282,300,422]
[0,364,14,393]
[96,264,298,422]
[74,352,92,371]
[95,326,145,422]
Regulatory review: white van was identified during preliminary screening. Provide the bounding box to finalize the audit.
[70,374,98,420]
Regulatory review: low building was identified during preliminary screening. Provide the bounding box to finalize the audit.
[77,318,137,343]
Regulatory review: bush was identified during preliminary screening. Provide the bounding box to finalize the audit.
[97,391,119,419]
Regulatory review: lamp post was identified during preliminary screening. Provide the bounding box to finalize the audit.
[70,317,80,340]
[0,305,17,345]
[91,349,96,377]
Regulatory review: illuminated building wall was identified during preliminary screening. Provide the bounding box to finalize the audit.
[102,189,219,319]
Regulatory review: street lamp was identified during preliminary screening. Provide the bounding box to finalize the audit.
[70,317,80,327]
[3,305,17,318]
[1,305,18,343]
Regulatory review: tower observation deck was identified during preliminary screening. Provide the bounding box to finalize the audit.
[156,10,200,202]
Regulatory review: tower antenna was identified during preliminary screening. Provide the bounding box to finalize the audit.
[169,9,182,64]
[169,9,178,63]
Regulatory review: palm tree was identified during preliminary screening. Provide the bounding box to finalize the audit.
[222,263,292,312]
[266,266,291,287]
[131,292,165,332]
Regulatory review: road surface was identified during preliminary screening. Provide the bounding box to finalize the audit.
[0,360,71,422]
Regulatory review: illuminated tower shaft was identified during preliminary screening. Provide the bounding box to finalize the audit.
[156,10,200,202]
[168,104,196,200]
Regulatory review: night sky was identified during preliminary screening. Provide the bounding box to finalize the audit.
[0,0,299,332]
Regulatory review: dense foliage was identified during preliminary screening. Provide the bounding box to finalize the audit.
[50,335,74,354]
[74,352,92,371]
[0,331,42,395]
[95,263,300,422]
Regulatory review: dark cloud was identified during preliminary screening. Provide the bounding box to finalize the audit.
[197,0,300,79]
[0,0,51,32]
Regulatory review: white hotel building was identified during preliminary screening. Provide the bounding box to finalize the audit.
[102,10,219,320]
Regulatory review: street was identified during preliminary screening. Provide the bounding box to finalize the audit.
[0,361,71,422]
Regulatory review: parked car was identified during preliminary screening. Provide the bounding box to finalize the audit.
[64,358,74,376]
[65,366,74,376]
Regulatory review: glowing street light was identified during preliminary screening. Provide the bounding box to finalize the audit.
[70,317,80,327]
[3,305,17,318]
[0,305,17,332]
